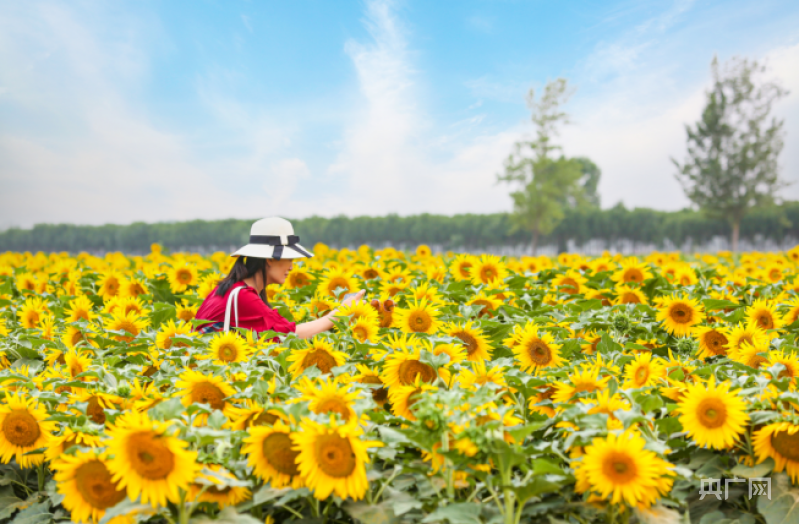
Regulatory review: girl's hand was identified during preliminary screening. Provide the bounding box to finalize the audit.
[341,290,366,307]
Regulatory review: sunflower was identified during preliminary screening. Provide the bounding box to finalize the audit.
[729,342,770,369]
[611,258,653,286]
[97,271,123,300]
[512,325,564,374]
[656,295,705,337]
[196,273,223,299]
[575,430,673,508]
[623,353,666,389]
[350,317,380,343]
[318,268,360,298]
[104,310,149,343]
[106,410,199,508]
[61,326,96,350]
[753,422,799,482]
[407,281,446,305]
[301,377,360,422]
[381,347,446,388]
[0,394,55,468]
[724,322,769,356]
[551,270,588,295]
[155,319,194,351]
[168,263,199,293]
[228,402,284,431]
[337,300,379,324]
[678,378,749,449]
[45,428,102,463]
[415,244,432,258]
[175,299,198,323]
[552,366,610,404]
[457,361,507,390]
[449,254,476,281]
[121,277,148,299]
[65,295,95,323]
[292,418,381,500]
[745,299,784,338]
[695,326,729,359]
[198,331,251,365]
[287,338,348,377]
[583,390,630,430]
[470,254,508,286]
[614,285,647,305]
[307,292,338,319]
[53,450,127,522]
[442,321,492,362]
[765,349,799,381]
[189,464,251,508]
[351,365,388,407]
[17,296,48,329]
[379,278,409,297]
[242,420,304,488]
[286,266,314,289]
[393,299,442,334]
[175,370,237,425]
[467,291,503,318]
[64,349,94,380]
[70,391,123,425]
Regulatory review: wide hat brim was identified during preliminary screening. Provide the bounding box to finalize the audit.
[231,243,313,260]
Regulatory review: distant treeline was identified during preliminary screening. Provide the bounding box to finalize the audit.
[1,202,798,254]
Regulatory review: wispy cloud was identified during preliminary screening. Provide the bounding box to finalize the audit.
[327,0,516,216]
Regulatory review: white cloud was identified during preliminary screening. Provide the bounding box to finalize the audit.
[327,0,515,217]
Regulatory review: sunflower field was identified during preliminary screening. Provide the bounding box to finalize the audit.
[2,245,799,524]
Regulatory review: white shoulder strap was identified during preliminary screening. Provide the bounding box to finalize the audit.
[223,286,244,332]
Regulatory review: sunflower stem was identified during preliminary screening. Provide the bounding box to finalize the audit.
[37,463,45,493]
[282,504,304,519]
[177,489,189,524]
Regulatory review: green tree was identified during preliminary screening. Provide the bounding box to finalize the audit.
[674,56,789,252]
[497,78,594,254]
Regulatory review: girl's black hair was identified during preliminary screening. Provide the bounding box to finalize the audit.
[216,256,270,305]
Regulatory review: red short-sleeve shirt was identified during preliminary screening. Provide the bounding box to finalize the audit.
[195,282,296,335]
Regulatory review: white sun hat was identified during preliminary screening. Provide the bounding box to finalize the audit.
[231,217,314,260]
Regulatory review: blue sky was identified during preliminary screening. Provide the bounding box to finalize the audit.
[1,0,798,228]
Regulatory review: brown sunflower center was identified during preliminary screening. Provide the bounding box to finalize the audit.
[623,268,644,283]
[669,304,693,324]
[252,411,279,426]
[458,262,472,278]
[126,432,175,479]
[634,366,649,384]
[113,320,139,341]
[352,326,368,341]
[407,311,432,332]
[480,266,496,281]
[363,269,379,279]
[771,430,799,462]
[1,410,41,447]
[603,452,637,483]
[372,387,388,405]
[526,340,552,365]
[87,397,106,425]
[190,382,226,410]
[327,277,350,295]
[454,332,479,356]
[697,398,728,429]
[75,460,127,510]
[560,278,579,294]
[302,349,337,374]
[315,433,356,478]
[178,310,195,322]
[262,432,300,476]
[472,300,493,317]
[704,331,728,355]
[756,313,774,329]
[621,292,641,304]
[217,343,238,362]
[398,360,436,385]
[176,269,192,284]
